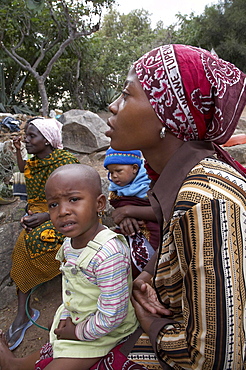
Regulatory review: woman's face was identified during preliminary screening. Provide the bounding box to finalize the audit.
[106,67,163,153]
[24,123,51,158]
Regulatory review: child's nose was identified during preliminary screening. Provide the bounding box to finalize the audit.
[58,203,71,216]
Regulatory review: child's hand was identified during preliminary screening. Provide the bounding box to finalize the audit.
[119,217,140,236]
[54,317,78,340]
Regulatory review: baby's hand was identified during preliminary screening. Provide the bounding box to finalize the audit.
[54,317,78,340]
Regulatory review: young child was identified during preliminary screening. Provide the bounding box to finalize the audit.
[104,148,160,279]
[36,163,138,369]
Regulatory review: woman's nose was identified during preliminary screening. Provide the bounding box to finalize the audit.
[109,96,120,114]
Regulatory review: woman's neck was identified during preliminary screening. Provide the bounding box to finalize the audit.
[37,147,54,159]
[143,131,184,174]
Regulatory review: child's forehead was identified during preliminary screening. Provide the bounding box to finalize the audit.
[47,170,85,188]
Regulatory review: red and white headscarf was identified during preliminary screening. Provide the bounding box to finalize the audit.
[134,44,246,175]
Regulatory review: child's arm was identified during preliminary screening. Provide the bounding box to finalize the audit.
[75,250,130,341]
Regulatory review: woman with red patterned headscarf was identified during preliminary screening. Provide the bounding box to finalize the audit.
[105,44,246,369]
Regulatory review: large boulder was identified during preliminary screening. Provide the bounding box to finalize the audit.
[59,109,110,154]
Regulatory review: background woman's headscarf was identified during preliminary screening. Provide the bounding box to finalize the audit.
[29,118,63,149]
[133,44,246,176]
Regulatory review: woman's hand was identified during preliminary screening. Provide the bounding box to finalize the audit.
[54,318,78,340]
[119,217,141,236]
[132,277,172,316]
[131,296,162,334]
[21,211,50,231]
[112,206,130,225]
[12,136,22,151]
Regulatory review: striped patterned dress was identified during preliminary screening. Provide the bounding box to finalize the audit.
[149,151,246,369]
[60,235,133,340]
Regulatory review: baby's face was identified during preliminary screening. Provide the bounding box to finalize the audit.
[107,164,138,187]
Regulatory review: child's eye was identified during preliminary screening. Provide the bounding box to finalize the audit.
[70,197,79,202]
[48,202,58,209]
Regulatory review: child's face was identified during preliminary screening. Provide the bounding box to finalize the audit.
[107,163,138,187]
[45,172,105,248]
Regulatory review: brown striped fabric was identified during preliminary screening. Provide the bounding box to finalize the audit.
[148,146,246,369]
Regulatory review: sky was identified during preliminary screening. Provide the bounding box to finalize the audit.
[112,0,218,28]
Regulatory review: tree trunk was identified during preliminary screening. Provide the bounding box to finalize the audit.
[37,77,49,117]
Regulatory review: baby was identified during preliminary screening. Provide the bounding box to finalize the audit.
[104,148,159,279]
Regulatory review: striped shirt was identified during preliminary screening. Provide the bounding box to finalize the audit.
[148,141,246,369]
[61,236,131,341]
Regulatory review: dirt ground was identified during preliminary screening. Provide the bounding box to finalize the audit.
[0,275,62,359]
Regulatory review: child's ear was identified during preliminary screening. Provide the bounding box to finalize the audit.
[132,164,139,174]
[97,194,106,212]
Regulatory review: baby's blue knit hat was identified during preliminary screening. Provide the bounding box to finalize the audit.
[104,148,142,168]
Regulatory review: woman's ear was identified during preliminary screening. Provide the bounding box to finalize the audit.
[97,194,106,213]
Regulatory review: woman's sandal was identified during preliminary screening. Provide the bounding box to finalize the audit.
[6,308,40,351]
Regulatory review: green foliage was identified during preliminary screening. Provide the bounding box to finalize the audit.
[1,0,246,113]
[0,62,36,114]
[69,8,175,111]
[0,0,116,115]
[173,0,246,72]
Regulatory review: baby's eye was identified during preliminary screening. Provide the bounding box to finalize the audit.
[70,197,79,202]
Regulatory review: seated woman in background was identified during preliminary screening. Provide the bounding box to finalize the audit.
[6,117,80,351]
[104,148,159,279]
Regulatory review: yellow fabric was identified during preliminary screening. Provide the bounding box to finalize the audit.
[10,149,79,293]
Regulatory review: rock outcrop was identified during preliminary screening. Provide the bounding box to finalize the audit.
[59,109,110,154]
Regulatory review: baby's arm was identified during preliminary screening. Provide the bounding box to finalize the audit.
[75,251,130,341]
